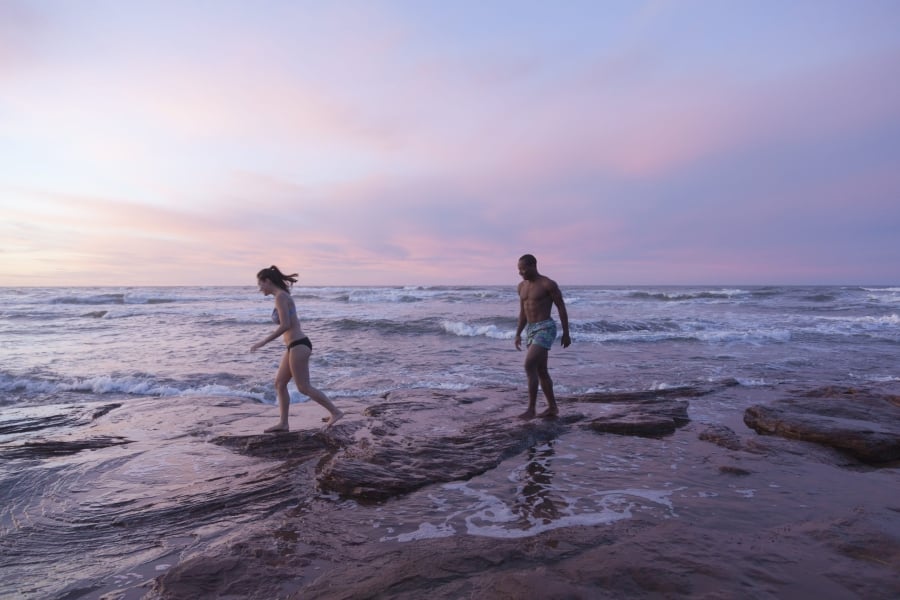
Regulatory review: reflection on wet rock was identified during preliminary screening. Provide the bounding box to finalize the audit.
[317,403,573,501]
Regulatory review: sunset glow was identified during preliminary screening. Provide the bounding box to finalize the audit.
[2,1,899,286]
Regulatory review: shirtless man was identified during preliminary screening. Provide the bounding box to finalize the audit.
[514,254,571,419]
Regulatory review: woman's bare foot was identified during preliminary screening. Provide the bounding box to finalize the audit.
[518,410,536,420]
[538,408,559,419]
[265,423,289,433]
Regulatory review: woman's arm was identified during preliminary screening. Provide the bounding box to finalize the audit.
[251,294,292,351]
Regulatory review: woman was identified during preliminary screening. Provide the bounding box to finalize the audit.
[251,265,343,431]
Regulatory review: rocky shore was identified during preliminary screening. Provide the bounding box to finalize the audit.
[1,384,898,599]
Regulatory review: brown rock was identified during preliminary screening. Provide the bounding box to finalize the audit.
[743,388,900,463]
[585,400,690,437]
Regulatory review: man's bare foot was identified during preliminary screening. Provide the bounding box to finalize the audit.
[538,408,559,419]
[323,409,344,428]
[518,410,536,420]
[265,423,289,433]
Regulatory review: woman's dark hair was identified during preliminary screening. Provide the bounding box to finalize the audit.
[257,265,298,292]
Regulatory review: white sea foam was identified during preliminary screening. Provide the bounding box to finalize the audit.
[0,373,267,402]
[440,320,510,340]
[818,313,899,327]
[812,313,900,341]
[377,479,679,542]
[64,375,183,396]
[572,327,792,345]
[863,287,900,301]
[854,374,900,383]
[390,522,457,542]
[459,483,676,539]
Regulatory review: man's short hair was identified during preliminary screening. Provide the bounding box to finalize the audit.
[519,254,537,266]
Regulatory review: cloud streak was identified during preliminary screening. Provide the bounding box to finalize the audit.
[1,1,899,286]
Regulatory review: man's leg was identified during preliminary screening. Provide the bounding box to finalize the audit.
[520,344,548,419]
[536,352,558,417]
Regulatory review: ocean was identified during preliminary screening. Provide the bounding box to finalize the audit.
[2,284,899,598]
[2,284,898,410]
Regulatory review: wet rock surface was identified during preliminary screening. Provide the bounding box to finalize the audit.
[2,383,899,599]
[317,407,576,501]
[743,387,900,463]
[584,399,690,436]
[0,434,132,459]
[0,402,121,435]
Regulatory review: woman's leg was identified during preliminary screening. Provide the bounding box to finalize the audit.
[265,351,293,432]
[288,345,344,426]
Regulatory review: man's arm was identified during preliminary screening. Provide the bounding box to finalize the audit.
[514,283,527,350]
[549,282,571,348]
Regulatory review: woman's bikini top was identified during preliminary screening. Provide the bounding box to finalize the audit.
[271,302,298,325]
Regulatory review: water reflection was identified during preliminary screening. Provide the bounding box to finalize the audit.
[514,442,561,525]
[377,435,682,542]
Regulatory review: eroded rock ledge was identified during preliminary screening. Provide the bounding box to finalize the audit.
[318,411,577,501]
[208,386,707,502]
[743,387,900,464]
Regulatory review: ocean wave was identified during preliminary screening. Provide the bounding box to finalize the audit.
[626,289,748,302]
[578,318,681,334]
[862,288,900,304]
[852,314,900,326]
[573,327,791,345]
[441,320,511,340]
[21,287,253,307]
[327,286,509,304]
[333,286,467,303]
[0,373,58,395]
[433,317,798,345]
[748,287,784,298]
[802,293,836,303]
[50,293,127,305]
[81,310,110,319]
[0,373,266,403]
[853,374,900,383]
[813,314,900,340]
[49,293,184,306]
[338,289,425,303]
[330,317,440,336]
[327,314,517,339]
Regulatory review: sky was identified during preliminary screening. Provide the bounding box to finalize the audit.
[2,0,899,287]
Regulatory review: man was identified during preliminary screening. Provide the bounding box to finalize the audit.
[514,254,571,419]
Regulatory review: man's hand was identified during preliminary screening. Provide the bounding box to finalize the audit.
[560,332,571,348]
[515,334,522,351]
